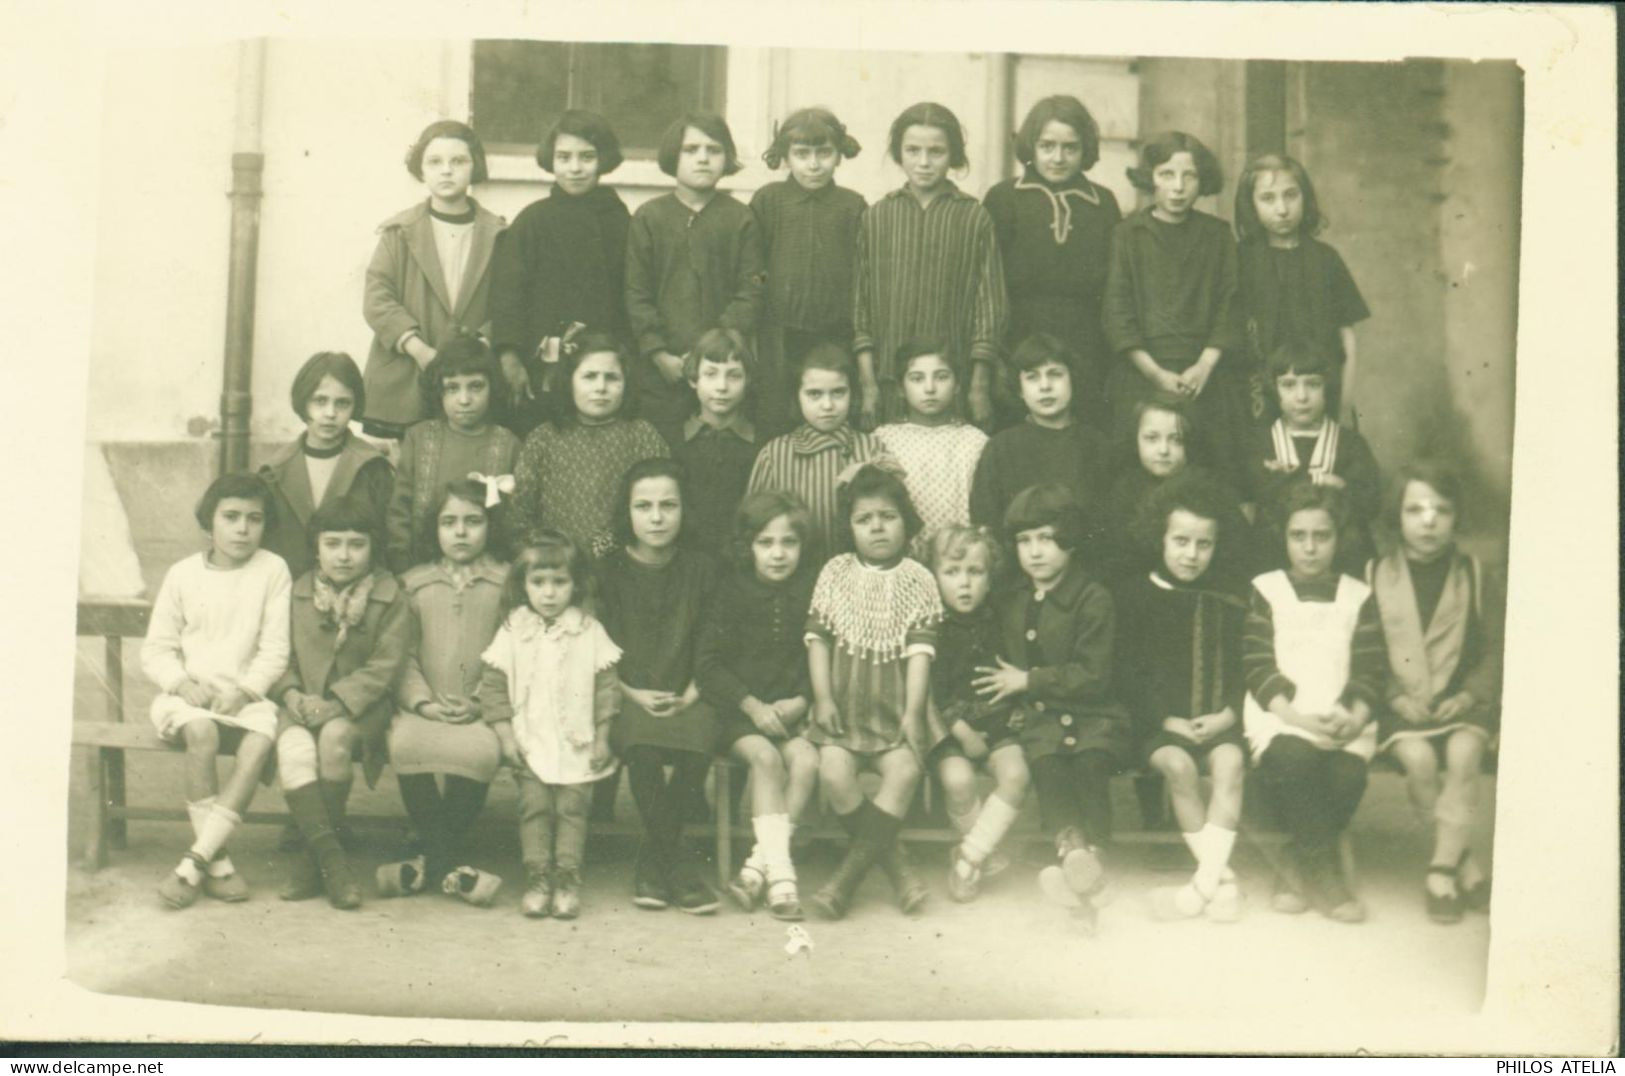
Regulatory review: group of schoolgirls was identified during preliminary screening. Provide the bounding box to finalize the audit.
[137,92,1503,935]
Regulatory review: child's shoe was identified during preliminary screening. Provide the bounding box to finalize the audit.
[1054,827,1105,897]
[1205,880,1244,923]
[725,864,766,912]
[765,879,804,922]
[551,869,582,920]
[1424,865,1464,924]
[1270,850,1310,915]
[1038,865,1081,908]
[879,842,929,914]
[280,851,323,901]
[1307,852,1365,924]
[277,821,304,852]
[203,868,251,903]
[632,847,672,911]
[1149,882,1208,921]
[669,858,720,915]
[158,855,206,910]
[375,856,427,899]
[947,845,981,903]
[443,865,502,907]
[521,869,554,918]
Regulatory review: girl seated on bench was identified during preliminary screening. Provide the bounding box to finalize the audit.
[141,473,290,909]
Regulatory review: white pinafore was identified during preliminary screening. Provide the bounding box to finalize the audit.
[1242,571,1377,761]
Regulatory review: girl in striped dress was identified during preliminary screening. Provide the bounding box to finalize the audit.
[805,464,944,920]
[747,343,884,563]
[853,102,1008,429]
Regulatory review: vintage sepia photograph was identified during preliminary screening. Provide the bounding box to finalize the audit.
[8,0,1615,1056]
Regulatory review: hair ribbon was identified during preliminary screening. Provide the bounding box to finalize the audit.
[468,472,515,508]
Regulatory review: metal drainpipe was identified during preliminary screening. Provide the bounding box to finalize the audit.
[219,38,267,476]
[984,52,1016,184]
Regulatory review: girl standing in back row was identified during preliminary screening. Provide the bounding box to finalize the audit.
[853,101,1007,429]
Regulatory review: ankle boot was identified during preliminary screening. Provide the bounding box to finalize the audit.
[319,778,354,850]
[285,783,362,910]
[810,802,899,920]
[877,839,929,914]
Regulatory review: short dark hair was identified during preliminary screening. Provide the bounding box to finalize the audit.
[405,120,489,185]
[888,102,969,170]
[289,351,365,423]
[797,340,856,392]
[1126,130,1223,197]
[683,328,756,402]
[611,457,688,551]
[194,472,276,533]
[1132,472,1239,579]
[308,493,383,563]
[731,489,815,573]
[657,111,742,178]
[556,330,630,424]
[1012,95,1101,172]
[536,109,623,175]
[836,464,923,554]
[1004,333,1076,413]
[1234,153,1325,242]
[1003,482,1086,553]
[420,334,508,422]
[895,336,950,376]
[432,477,505,562]
[1265,339,1338,382]
[1383,459,1467,535]
[502,531,591,614]
[763,107,861,169]
[1123,394,1210,472]
[1272,477,1349,554]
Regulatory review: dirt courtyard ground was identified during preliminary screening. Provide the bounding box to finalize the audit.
[63,639,1495,1034]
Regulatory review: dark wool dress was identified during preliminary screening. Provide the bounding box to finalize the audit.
[1237,237,1368,399]
[1114,569,1248,763]
[694,567,816,745]
[984,169,1122,425]
[930,605,1018,748]
[489,185,631,435]
[968,418,1112,539]
[596,546,722,756]
[1102,208,1247,486]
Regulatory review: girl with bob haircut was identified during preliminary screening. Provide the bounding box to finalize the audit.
[379,477,510,907]
[674,328,763,558]
[805,462,944,919]
[595,458,725,914]
[854,101,1007,429]
[1115,474,1250,921]
[969,332,1112,538]
[747,341,884,562]
[385,335,519,572]
[480,532,623,921]
[1234,153,1369,420]
[751,106,867,436]
[363,119,505,437]
[696,489,822,920]
[1242,479,1385,924]
[985,95,1122,428]
[509,330,669,557]
[260,351,393,580]
[627,111,763,444]
[491,109,632,436]
[1366,460,1502,924]
[990,481,1130,932]
[270,493,411,911]
[1104,129,1246,489]
[143,472,290,909]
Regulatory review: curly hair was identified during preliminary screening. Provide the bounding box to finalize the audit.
[502,530,591,615]
[836,464,923,553]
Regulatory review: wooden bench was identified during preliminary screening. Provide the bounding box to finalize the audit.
[75,598,1310,893]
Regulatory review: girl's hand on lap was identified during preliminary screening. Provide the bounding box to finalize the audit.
[1432,692,1474,724]
[774,697,809,729]
[812,698,843,736]
[495,727,522,768]
[1392,696,1431,725]
[591,738,613,771]
[746,698,789,739]
[177,679,214,709]
[212,686,248,716]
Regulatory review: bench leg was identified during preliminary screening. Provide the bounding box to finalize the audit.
[81,745,107,870]
[107,749,128,849]
[714,761,731,890]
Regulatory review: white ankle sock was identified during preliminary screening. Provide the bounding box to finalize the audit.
[961,794,1020,865]
[187,797,216,839]
[190,804,242,864]
[175,856,204,885]
[1194,824,1237,892]
[755,813,794,883]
